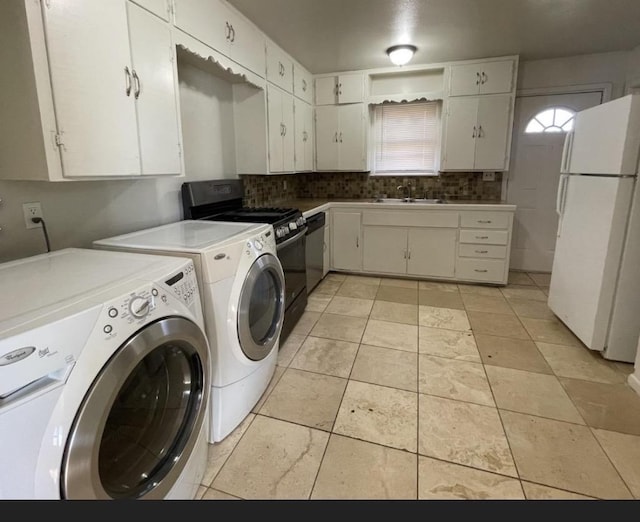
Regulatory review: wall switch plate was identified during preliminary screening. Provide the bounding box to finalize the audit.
[23,202,43,229]
[482,171,496,181]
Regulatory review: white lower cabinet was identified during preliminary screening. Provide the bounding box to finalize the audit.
[331,210,362,271]
[363,227,408,274]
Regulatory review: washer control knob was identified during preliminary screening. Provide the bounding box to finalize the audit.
[129,296,151,319]
[108,307,118,318]
[253,240,263,251]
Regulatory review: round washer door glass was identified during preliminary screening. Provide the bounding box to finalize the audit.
[237,253,285,361]
[62,317,209,500]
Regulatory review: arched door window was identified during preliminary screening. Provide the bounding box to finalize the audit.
[525,107,576,134]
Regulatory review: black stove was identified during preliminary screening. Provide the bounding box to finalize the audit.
[181,179,307,342]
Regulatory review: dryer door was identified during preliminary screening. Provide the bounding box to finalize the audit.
[237,253,286,361]
[61,316,209,500]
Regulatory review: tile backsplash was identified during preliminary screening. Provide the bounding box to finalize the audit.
[241,172,503,207]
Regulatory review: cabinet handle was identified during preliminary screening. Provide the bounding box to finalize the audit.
[403,250,407,260]
[334,83,339,95]
[280,123,284,136]
[481,71,487,84]
[407,250,411,260]
[474,269,488,273]
[225,22,231,41]
[477,220,492,224]
[323,242,327,252]
[132,69,141,99]
[478,125,484,138]
[476,71,481,85]
[124,66,132,96]
[283,124,287,136]
[334,132,338,143]
[476,236,489,240]
[475,250,489,254]
[339,132,343,143]
[472,126,477,138]
[356,236,359,248]
[302,79,307,92]
[230,24,235,43]
[338,82,342,95]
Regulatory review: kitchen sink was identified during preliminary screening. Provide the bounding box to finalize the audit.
[373,197,447,204]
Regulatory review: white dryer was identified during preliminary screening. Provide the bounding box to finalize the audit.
[0,248,210,500]
[93,220,285,442]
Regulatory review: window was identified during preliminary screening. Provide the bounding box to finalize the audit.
[525,107,576,134]
[372,101,441,176]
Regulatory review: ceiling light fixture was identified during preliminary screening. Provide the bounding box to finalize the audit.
[386,44,417,66]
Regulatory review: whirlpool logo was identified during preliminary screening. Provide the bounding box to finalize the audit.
[0,346,36,366]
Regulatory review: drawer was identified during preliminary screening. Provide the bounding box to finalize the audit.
[459,229,509,245]
[458,244,507,259]
[460,211,511,229]
[456,258,506,282]
[362,210,459,228]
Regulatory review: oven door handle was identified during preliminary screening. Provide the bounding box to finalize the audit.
[276,226,308,250]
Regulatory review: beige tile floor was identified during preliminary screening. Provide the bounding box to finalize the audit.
[196,271,640,500]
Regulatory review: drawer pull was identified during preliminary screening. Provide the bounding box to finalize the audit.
[476,236,489,240]
[475,250,488,254]
[477,220,492,224]
[474,269,488,273]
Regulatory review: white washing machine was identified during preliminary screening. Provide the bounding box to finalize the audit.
[93,220,285,443]
[0,248,210,500]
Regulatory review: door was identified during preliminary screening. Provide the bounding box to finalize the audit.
[474,95,511,170]
[449,63,481,96]
[362,226,407,274]
[478,60,514,95]
[42,1,140,177]
[130,0,170,21]
[506,92,602,271]
[281,93,295,172]
[304,103,314,172]
[294,99,306,172]
[62,317,209,499]
[338,104,365,171]
[332,211,361,270]
[442,97,478,170]
[225,8,266,76]
[267,84,284,172]
[127,3,181,176]
[338,74,364,104]
[548,175,634,351]
[237,254,285,360]
[315,77,337,105]
[315,106,340,170]
[172,0,228,54]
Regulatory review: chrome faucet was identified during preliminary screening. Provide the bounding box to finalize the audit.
[397,181,413,202]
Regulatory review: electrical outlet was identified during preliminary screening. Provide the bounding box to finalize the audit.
[482,171,496,181]
[283,180,287,190]
[23,202,43,229]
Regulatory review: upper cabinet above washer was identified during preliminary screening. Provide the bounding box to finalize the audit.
[266,40,294,93]
[448,59,515,96]
[293,62,313,104]
[315,73,365,105]
[173,0,266,77]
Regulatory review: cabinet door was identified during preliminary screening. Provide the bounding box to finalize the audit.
[363,226,408,274]
[294,98,306,172]
[323,224,330,276]
[42,0,140,177]
[338,104,365,171]
[281,93,295,172]
[226,9,266,76]
[267,84,284,172]
[474,95,511,170]
[315,76,337,105]
[130,0,170,21]
[173,0,228,54]
[304,103,314,172]
[332,211,362,271]
[293,63,313,104]
[266,41,293,93]
[128,3,181,175]
[407,228,457,278]
[449,63,481,96]
[478,60,514,95]
[337,74,364,104]
[315,106,340,171]
[441,97,478,170]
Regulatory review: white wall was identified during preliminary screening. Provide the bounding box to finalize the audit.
[0,59,239,263]
[517,51,629,99]
[626,45,640,94]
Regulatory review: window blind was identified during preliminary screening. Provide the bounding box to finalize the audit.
[373,101,440,175]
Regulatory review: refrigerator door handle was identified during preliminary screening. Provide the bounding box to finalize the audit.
[556,174,569,216]
[560,130,574,173]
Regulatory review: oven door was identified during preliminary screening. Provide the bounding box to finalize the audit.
[276,227,308,311]
[61,317,209,500]
[237,253,286,361]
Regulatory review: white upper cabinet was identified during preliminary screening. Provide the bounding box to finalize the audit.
[315,73,365,105]
[130,0,171,21]
[293,62,313,104]
[294,99,313,172]
[315,104,367,172]
[441,95,512,171]
[449,59,515,96]
[267,84,295,173]
[173,0,265,77]
[266,40,294,93]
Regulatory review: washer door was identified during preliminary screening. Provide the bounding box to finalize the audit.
[237,253,286,361]
[61,316,209,500]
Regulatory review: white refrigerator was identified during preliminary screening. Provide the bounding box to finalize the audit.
[548,94,640,363]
